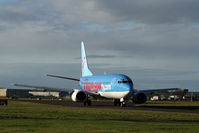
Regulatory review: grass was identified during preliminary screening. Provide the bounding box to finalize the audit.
[0,100,199,133]
[0,120,199,133]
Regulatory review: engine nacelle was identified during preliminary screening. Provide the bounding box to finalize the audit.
[132,93,147,104]
[71,89,87,102]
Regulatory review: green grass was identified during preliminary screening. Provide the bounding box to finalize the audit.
[0,120,199,133]
[0,100,199,133]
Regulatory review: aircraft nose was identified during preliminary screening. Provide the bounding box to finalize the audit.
[122,84,133,91]
[128,85,133,91]
[121,84,133,97]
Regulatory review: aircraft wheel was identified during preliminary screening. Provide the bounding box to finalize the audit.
[114,99,120,106]
[83,100,91,106]
[88,100,91,106]
[114,100,117,106]
[84,101,87,106]
[120,101,126,107]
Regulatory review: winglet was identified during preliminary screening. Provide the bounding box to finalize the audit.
[81,41,93,77]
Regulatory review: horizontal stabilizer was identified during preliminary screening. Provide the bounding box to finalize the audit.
[47,74,80,81]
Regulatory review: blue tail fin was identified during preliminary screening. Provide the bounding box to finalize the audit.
[81,41,93,77]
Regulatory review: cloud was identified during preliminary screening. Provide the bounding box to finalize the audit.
[0,0,198,90]
[75,55,116,60]
[44,0,199,24]
[93,0,199,24]
[1,0,199,29]
[0,0,199,63]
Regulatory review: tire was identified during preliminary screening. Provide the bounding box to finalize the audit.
[121,102,126,107]
[114,100,118,106]
[88,100,91,106]
[84,101,87,106]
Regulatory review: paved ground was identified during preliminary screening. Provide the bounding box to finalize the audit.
[15,99,199,114]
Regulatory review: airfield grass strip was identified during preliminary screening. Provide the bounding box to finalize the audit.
[0,119,199,133]
[1,101,199,133]
[1,101,199,122]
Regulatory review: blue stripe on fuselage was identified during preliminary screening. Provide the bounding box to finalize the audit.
[80,74,134,92]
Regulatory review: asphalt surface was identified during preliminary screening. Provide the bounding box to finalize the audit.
[15,99,199,114]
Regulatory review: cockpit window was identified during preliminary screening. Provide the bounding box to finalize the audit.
[118,80,132,84]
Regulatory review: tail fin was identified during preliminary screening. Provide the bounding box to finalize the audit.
[81,41,93,77]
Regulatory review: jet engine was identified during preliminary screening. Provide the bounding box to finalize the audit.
[71,89,87,102]
[132,93,147,104]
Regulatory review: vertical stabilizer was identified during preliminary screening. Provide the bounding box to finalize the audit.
[81,41,93,77]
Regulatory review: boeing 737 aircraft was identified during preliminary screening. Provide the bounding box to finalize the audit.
[14,42,185,107]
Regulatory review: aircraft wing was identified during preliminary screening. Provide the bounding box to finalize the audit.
[137,88,188,97]
[13,83,72,93]
[13,83,101,97]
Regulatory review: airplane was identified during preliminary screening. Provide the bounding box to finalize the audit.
[14,42,186,107]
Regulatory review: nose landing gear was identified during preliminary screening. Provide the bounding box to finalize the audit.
[121,101,126,107]
[114,98,126,107]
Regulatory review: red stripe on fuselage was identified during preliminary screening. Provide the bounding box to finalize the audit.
[84,79,101,91]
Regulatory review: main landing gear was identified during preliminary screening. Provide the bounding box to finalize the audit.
[84,99,91,106]
[114,98,126,107]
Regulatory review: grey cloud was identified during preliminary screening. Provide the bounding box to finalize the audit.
[0,0,63,31]
[0,8,36,23]
[88,55,116,58]
[94,0,199,24]
[51,25,197,60]
[85,65,199,90]
[87,25,199,60]
[0,25,7,31]
[1,62,198,91]
[75,55,116,60]
[0,0,198,91]
[1,0,199,31]
[0,63,80,89]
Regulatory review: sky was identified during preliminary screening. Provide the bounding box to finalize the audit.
[0,0,199,91]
